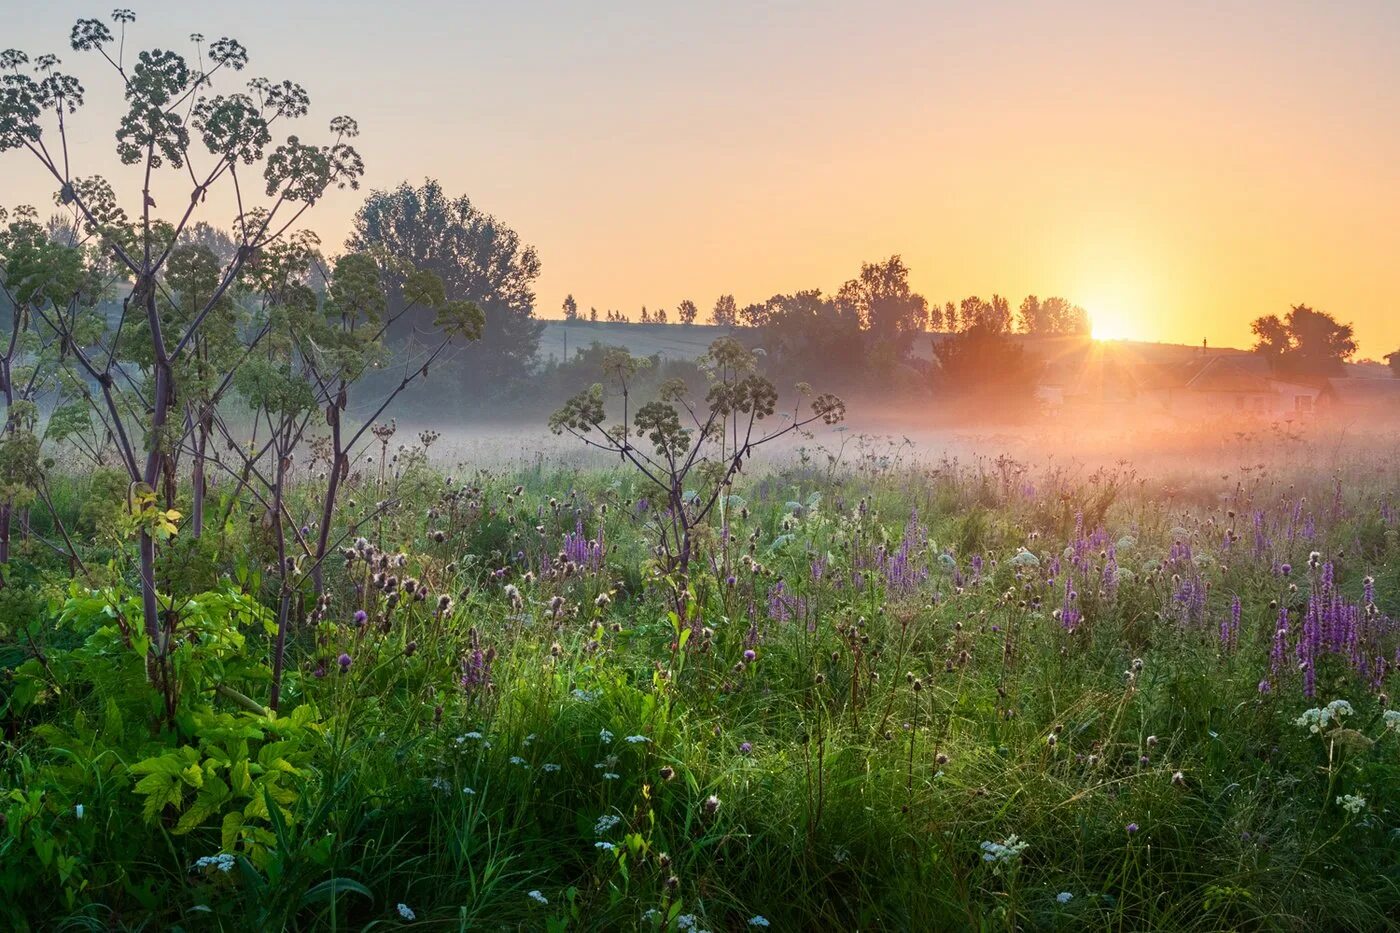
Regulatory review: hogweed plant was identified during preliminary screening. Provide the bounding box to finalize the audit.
[1,11,368,716]
[549,336,845,576]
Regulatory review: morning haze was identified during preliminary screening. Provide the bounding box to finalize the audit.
[3,5,1400,930]
[3,0,1398,354]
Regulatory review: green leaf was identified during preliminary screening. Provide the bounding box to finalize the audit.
[299,877,373,909]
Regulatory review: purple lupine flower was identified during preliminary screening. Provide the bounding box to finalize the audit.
[767,581,793,623]
[1220,595,1241,654]
[1101,547,1119,601]
[1059,578,1081,631]
[460,627,496,696]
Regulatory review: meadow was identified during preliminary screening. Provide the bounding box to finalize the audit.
[2,418,1398,932]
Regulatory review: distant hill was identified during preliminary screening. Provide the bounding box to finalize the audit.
[537,321,1243,366]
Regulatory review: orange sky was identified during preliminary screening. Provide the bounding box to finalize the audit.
[4,1,1398,356]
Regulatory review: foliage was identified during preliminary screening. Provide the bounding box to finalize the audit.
[1251,303,1358,376]
[347,178,543,396]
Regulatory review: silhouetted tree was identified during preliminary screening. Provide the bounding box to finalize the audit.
[932,322,1039,404]
[836,255,927,353]
[348,179,542,395]
[1385,349,1399,377]
[712,294,737,326]
[752,289,863,382]
[677,298,699,325]
[1018,295,1089,334]
[955,295,1012,334]
[1251,304,1357,376]
[562,293,579,320]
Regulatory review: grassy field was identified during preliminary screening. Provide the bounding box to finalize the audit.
[2,431,1399,931]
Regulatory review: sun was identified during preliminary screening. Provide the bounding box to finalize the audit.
[1090,311,1134,342]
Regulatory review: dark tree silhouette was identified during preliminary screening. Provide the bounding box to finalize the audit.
[1251,304,1357,376]
[677,298,699,325]
[1018,295,1090,334]
[835,255,928,353]
[932,322,1040,404]
[711,294,738,326]
[348,179,542,394]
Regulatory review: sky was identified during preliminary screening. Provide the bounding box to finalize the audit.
[3,1,1398,356]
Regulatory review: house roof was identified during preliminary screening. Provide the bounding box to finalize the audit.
[1324,377,1400,405]
[1182,355,1274,393]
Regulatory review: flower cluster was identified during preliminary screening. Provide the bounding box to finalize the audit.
[1294,699,1353,733]
[979,834,1028,873]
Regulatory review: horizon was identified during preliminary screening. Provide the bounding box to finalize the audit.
[3,1,1398,357]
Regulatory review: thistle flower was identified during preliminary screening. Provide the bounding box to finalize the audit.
[702,794,721,816]
[338,652,353,673]
[353,609,368,626]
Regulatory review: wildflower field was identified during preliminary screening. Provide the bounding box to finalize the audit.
[2,11,1399,930]
[3,427,1399,931]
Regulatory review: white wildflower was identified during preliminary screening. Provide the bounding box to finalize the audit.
[599,728,614,744]
[1337,794,1367,815]
[192,853,236,873]
[1056,891,1073,904]
[397,903,416,920]
[979,834,1029,874]
[1296,699,1354,733]
[528,890,549,905]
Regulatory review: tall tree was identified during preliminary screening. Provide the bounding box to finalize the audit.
[835,255,928,353]
[711,293,737,326]
[677,298,699,325]
[1019,295,1089,334]
[1251,304,1357,376]
[1387,349,1399,377]
[932,322,1039,404]
[347,179,542,395]
[561,293,579,320]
